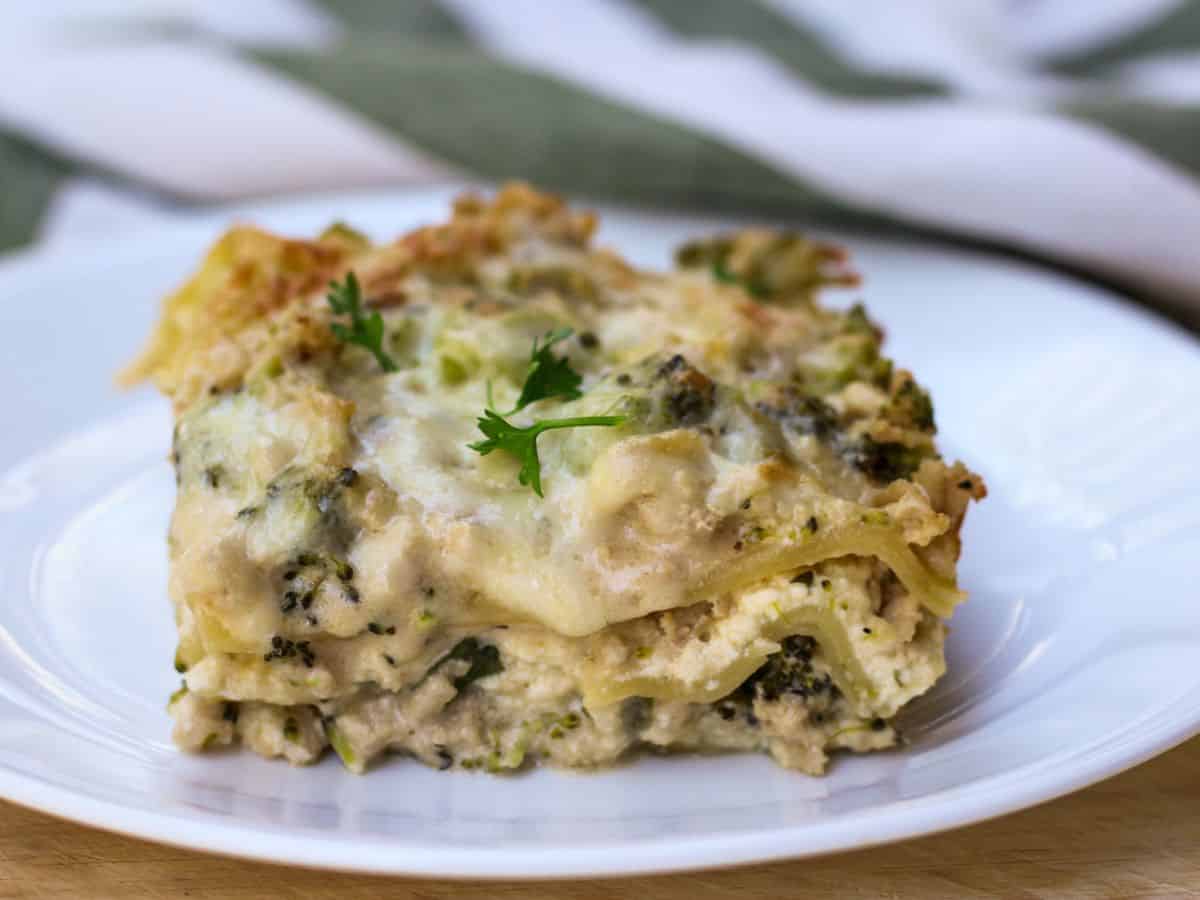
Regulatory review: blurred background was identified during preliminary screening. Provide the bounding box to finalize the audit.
[3,0,1200,326]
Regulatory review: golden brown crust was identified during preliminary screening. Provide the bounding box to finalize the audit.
[118,227,355,410]
[121,183,597,412]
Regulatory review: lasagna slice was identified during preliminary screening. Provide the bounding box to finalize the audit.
[125,184,984,774]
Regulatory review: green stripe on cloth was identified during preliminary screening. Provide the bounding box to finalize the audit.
[309,0,469,40]
[1063,99,1200,178]
[254,38,906,228]
[627,0,943,98]
[1049,1,1200,75]
[0,129,74,252]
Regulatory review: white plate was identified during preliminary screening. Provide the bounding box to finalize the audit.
[2,187,1199,879]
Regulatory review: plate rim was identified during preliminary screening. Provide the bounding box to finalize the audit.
[0,710,1196,879]
[2,184,1199,878]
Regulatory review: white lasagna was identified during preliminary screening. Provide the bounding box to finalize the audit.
[125,185,984,774]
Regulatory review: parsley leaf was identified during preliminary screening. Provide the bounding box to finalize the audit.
[327,272,397,373]
[469,410,625,497]
[512,327,583,411]
[469,328,624,495]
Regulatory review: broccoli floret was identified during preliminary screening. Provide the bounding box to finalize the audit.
[843,436,927,483]
[886,378,936,433]
[428,637,504,693]
[756,390,839,440]
[801,334,892,395]
[675,231,858,302]
[654,354,716,426]
[735,636,839,703]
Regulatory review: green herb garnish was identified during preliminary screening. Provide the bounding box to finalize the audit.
[470,328,624,496]
[511,327,583,411]
[470,410,624,497]
[327,272,397,373]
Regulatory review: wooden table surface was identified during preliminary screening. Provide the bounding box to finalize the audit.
[1,738,1198,899]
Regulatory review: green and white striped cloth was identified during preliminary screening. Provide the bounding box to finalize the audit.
[5,0,1200,324]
